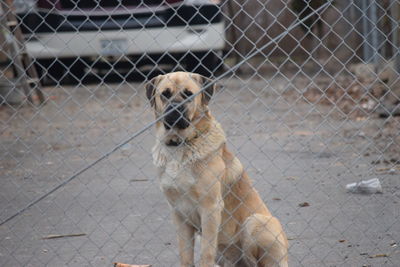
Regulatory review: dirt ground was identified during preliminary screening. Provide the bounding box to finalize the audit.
[0,71,399,266]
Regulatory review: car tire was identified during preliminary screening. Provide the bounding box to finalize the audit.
[35,58,85,85]
[66,59,86,85]
[35,59,63,85]
[185,51,223,78]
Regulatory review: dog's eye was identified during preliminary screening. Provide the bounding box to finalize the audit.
[161,89,172,99]
[181,89,193,99]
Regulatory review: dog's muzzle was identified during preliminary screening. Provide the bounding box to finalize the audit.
[163,102,190,130]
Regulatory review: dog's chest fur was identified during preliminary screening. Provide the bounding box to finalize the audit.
[153,145,201,227]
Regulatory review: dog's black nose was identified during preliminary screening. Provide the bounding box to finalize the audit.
[164,103,190,130]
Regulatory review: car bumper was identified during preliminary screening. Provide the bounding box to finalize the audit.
[26,21,225,59]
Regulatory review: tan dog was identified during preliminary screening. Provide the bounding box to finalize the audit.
[146,72,288,267]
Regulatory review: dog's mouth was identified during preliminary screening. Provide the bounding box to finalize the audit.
[163,103,190,130]
[165,137,183,146]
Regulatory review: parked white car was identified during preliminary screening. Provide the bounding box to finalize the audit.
[15,0,225,83]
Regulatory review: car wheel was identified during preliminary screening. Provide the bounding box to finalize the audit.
[185,51,223,78]
[35,59,64,85]
[66,58,86,85]
[35,58,85,85]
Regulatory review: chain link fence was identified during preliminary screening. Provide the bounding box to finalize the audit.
[1,0,400,266]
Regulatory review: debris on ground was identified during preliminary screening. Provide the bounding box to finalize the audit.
[298,202,310,207]
[346,178,382,194]
[375,166,400,173]
[368,253,389,258]
[284,63,400,119]
[114,263,151,267]
[300,75,382,118]
[41,233,86,240]
[129,178,149,182]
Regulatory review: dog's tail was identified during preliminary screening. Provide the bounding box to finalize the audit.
[242,214,288,267]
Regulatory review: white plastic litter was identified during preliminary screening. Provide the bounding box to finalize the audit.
[346,178,383,194]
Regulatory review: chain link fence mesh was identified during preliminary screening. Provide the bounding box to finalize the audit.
[1,0,400,266]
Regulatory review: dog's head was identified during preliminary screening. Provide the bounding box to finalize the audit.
[146,72,216,132]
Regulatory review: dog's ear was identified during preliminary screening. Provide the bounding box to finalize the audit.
[191,74,217,105]
[146,75,164,106]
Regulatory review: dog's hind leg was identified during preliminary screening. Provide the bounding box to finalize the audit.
[242,214,288,267]
[172,212,196,267]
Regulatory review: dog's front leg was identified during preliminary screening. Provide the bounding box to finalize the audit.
[199,189,223,267]
[172,212,195,267]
